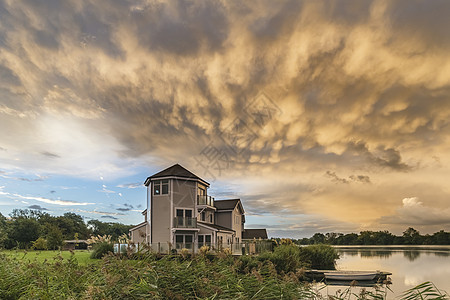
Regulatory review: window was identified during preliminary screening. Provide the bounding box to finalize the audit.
[175,234,193,249]
[153,180,169,195]
[176,209,193,227]
[235,215,239,225]
[201,212,206,221]
[198,187,205,196]
[198,234,212,247]
[209,214,213,223]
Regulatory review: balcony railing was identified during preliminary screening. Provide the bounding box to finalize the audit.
[197,195,214,206]
[173,217,197,228]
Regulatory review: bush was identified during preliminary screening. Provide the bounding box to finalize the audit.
[299,244,339,270]
[259,244,304,274]
[90,241,114,259]
[32,237,48,250]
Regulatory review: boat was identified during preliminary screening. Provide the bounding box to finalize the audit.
[323,271,378,281]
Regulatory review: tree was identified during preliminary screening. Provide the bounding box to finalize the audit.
[0,213,9,248]
[56,213,89,239]
[47,224,63,250]
[311,233,326,244]
[402,227,422,245]
[8,218,40,248]
[88,220,133,240]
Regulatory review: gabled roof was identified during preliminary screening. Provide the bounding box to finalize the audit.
[144,164,208,186]
[243,229,268,239]
[129,221,148,231]
[214,199,244,214]
[198,221,235,233]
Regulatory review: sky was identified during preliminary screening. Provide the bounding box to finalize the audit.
[1,0,450,238]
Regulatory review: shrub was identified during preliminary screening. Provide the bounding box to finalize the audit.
[32,237,48,250]
[260,244,304,274]
[299,244,339,270]
[90,241,114,259]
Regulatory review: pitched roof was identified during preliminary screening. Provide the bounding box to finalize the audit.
[214,199,244,214]
[198,221,235,233]
[63,240,88,244]
[129,221,148,231]
[144,164,208,186]
[242,229,268,239]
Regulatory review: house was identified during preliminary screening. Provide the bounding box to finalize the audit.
[243,229,268,240]
[130,163,267,253]
[62,239,88,250]
[129,209,148,244]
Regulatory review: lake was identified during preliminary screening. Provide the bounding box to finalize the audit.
[318,246,450,298]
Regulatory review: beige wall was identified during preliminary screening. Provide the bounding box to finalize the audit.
[217,232,234,246]
[151,183,171,244]
[197,209,215,223]
[172,179,196,212]
[215,211,231,229]
[231,206,243,242]
[130,223,148,244]
[151,179,198,244]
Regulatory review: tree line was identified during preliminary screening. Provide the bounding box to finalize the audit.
[290,227,450,245]
[0,209,133,249]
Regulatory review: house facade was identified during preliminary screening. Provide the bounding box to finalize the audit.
[130,164,266,252]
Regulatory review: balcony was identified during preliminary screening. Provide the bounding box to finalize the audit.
[197,195,215,207]
[173,217,197,228]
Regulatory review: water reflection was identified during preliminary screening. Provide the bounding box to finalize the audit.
[337,249,393,259]
[337,247,450,261]
[360,250,392,259]
[403,250,420,261]
[331,246,450,297]
[434,251,450,257]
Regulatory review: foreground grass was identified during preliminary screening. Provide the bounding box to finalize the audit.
[0,249,95,265]
[0,245,448,299]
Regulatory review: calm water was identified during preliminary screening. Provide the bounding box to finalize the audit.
[319,246,450,298]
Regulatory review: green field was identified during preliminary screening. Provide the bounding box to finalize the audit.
[0,249,97,265]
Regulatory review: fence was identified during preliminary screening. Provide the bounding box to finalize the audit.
[114,240,273,256]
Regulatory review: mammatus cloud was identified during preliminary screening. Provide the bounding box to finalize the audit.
[1,0,450,232]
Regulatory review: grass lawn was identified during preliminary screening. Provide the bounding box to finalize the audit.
[0,249,98,265]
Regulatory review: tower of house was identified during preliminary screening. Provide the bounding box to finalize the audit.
[129,163,267,253]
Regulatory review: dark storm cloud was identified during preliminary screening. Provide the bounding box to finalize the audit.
[116,208,130,212]
[1,0,450,230]
[101,215,119,220]
[345,141,412,171]
[325,171,371,184]
[134,1,229,55]
[325,171,349,184]
[41,151,60,158]
[28,204,48,210]
[349,175,371,184]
